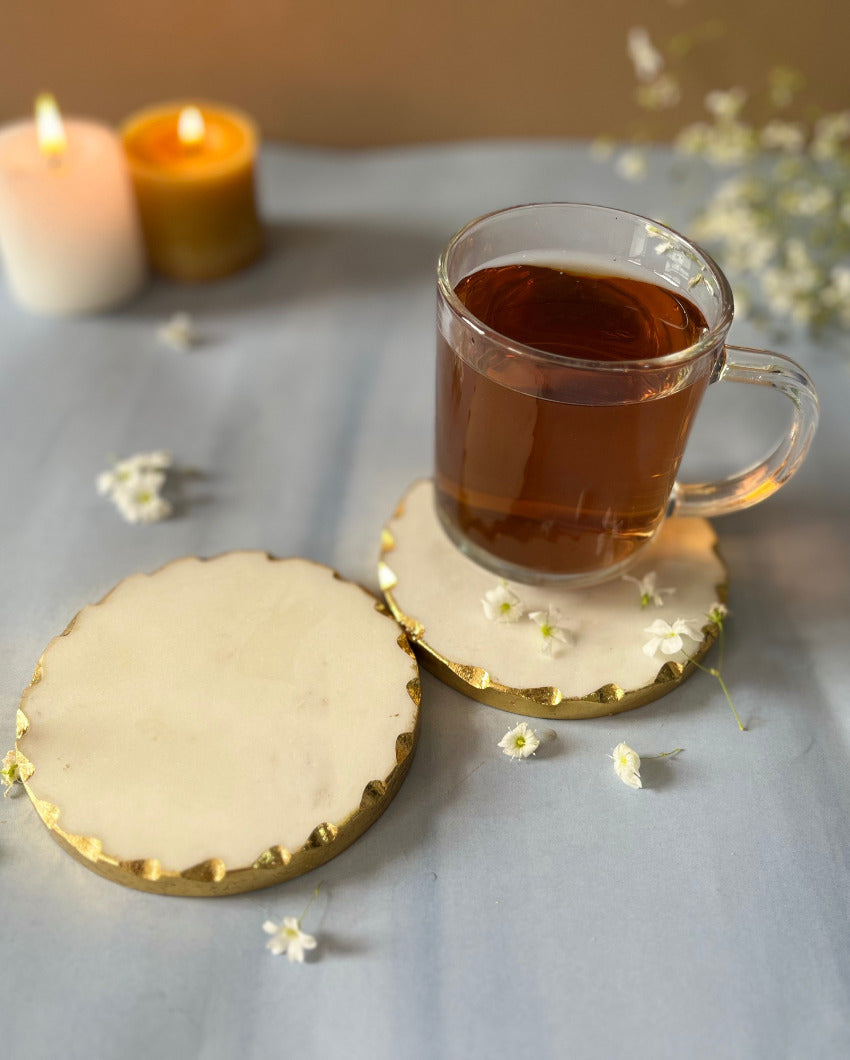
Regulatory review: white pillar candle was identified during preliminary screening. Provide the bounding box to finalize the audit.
[0,96,146,315]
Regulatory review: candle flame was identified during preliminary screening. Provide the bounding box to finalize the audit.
[35,93,67,159]
[177,106,206,148]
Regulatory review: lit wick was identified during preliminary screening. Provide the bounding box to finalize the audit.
[177,106,206,151]
[35,93,67,169]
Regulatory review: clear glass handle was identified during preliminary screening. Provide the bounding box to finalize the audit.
[670,344,820,518]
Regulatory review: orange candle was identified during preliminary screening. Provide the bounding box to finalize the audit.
[121,101,262,282]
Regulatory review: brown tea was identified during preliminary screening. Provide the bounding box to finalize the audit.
[434,263,713,576]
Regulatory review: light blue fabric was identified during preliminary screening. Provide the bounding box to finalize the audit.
[1,142,847,1060]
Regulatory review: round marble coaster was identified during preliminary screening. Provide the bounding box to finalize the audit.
[16,553,420,896]
[379,480,727,719]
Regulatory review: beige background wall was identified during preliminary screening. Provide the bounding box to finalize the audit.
[2,0,845,146]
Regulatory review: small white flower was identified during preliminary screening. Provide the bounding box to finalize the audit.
[529,607,571,656]
[627,27,664,82]
[822,266,850,325]
[697,202,776,271]
[96,459,141,495]
[113,473,172,525]
[707,601,729,625]
[611,743,642,789]
[705,87,747,121]
[826,265,850,300]
[676,122,710,156]
[786,238,817,274]
[778,185,834,217]
[96,452,172,495]
[622,570,675,609]
[263,917,317,962]
[481,582,525,623]
[119,468,167,496]
[498,721,541,760]
[615,149,647,181]
[96,469,119,495]
[707,122,757,166]
[98,453,175,524]
[637,73,681,111]
[642,617,703,658]
[760,120,806,154]
[680,117,757,167]
[1,750,21,796]
[810,111,850,160]
[157,313,198,353]
[760,238,822,323]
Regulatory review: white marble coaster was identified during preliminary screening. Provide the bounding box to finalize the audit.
[16,553,420,895]
[379,480,727,719]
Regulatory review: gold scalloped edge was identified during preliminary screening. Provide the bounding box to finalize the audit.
[16,552,421,897]
[16,710,29,740]
[378,492,728,720]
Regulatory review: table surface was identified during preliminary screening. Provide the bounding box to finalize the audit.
[1,141,848,1060]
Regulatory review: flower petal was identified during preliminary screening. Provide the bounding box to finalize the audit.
[621,769,642,789]
[680,619,704,640]
[612,744,642,788]
[499,722,540,758]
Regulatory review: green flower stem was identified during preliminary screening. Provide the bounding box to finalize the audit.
[714,670,745,733]
[687,654,746,732]
[297,882,323,927]
[646,747,684,759]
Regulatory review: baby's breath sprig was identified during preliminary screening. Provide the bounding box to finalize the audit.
[622,570,675,609]
[603,22,850,341]
[157,312,198,352]
[263,882,324,962]
[610,743,684,789]
[97,451,174,524]
[481,582,525,623]
[498,721,558,760]
[529,606,572,656]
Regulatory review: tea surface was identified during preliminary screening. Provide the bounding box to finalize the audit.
[453,262,706,362]
[435,263,713,576]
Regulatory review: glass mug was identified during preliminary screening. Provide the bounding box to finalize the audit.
[434,203,819,586]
